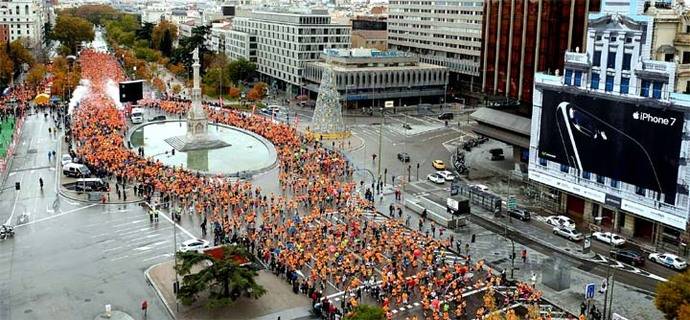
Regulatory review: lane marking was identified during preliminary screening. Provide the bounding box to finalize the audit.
[15,204,98,227]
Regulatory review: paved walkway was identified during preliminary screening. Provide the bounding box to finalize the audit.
[146,260,311,320]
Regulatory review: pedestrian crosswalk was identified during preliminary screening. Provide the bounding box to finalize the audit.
[86,206,195,264]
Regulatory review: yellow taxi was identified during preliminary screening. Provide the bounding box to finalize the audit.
[432,160,446,170]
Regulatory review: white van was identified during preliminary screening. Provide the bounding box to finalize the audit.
[131,108,144,124]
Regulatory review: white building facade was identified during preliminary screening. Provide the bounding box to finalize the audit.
[387,0,483,81]
[0,0,46,48]
[228,8,350,93]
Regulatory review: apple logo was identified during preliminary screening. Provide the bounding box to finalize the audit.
[632,111,639,120]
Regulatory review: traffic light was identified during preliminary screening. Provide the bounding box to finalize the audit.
[417,163,420,169]
[471,234,476,243]
[384,168,387,175]
[14,182,20,191]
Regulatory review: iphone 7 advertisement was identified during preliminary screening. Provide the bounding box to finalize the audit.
[538,89,684,202]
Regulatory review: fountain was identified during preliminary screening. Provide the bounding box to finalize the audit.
[128,48,277,176]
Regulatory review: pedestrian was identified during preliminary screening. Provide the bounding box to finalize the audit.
[389,203,394,216]
[521,249,527,263]
[39,177,43,190]
[530,272,537,288]
[397,207,402,218]
[47,151,51,162]
[141,300,148,319]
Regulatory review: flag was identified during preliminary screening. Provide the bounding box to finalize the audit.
[251,104,256,115]
[219,95,223,107]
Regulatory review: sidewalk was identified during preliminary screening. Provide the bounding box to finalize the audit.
[145,260,312,320]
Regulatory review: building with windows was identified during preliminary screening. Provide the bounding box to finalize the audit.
[0,0,47,48]
[482,0,601,105]
[388,0,483,90]
[646,4,690,94]
[228,7,350,93]
[528,11,690,251]
[351,15,387,51]
[303,48,448,108]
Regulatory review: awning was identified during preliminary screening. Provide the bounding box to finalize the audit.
[471,123,531,149]
[657,45,676,55]
[470,107,531,136]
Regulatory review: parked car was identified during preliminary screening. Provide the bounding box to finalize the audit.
[592,232,626,246]
[61,154,73,167]
[148,115,166,121]
[469,184,490,192]
[63,163,91,178]
[438,112,454,120]
[397,152,410,162]
[553,226,584,241]
[432,160,446,170]
[73,178,109,192]
[179,239,211,252]
[427,173,445,184]
[609,249,645,266]
[402,123,412,130]
[545,215,576,229]
[508,208,531,221]
[648,252,688,270]
[436,170,456,181]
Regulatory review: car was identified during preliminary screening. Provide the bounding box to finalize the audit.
[469,184,490,192]
[508,208,531,221]
[438,112,454,120]
[427,173,445,184]
[130,107,144,124]
[397,152,410,162]
[148,115,166,121]
[545,215,575,229]
[402,123,412,130]
[61,154,73,166]
[592,232,626,246]
[649,252,688,270]
[73,178,109,192]
[436,170,456,181]
[432,160,446,170]
[63,163,91,178]
[609,249,645,266]
[553,226,584,241]
[179,239,211,252]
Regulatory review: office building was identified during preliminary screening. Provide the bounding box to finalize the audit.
[303,48,448,108]
[482,0,600,104]
[528,9,689,249]
[388,0,483,89]
[228,7,350,93]
[351,16,387,51]
[0,0,47,48]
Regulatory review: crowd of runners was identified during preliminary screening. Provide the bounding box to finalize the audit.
[68,49,548,319]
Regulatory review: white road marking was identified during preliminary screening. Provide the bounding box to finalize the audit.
[15,204,98,227]
[142,253,172,262]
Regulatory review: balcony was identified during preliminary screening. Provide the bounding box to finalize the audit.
[675,33,690,45]
[636,60,673,81]
[564,52,590,71]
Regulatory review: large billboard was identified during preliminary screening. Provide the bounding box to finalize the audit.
[538,89,684,203]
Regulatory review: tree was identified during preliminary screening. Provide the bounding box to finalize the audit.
[9,40,34,70]
[227,58,256,83]
[64,4,120,26]
[344,305,385,320]
[160,29,174,58]
[246,82,267,101]
[137,22,155,44]
[152,20,178,52]
[25,64,46,88]
[656,269,690,319]
[43,22,53,45]
[52,14,94,55]
[0,45,14,89]
[175,245,266,308]
[228,87,241,99]
[172,83,182,95]
[678,304,690,320]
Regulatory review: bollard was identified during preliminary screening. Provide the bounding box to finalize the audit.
[105,304,112,318]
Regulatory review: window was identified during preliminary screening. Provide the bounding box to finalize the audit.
[683,52,690,64]
[610,179,619,188]
[560,164,569,173]
[574,71,582,86]
[564,69,573,85]
[597,175,605,184]
[622,53,632,70]
[621,77,629,94]
[641,79,650,97]
[686,25,690,33]
[665,53,674,62]
[607,52,616,68]
[582,171,591,180]
[635,186,645,196]
[593,51,601,66]
[652,81,663,99]
[686,81,690,94]
[605,76,614,92]
[539,157,547,166]
[591,73,600,90]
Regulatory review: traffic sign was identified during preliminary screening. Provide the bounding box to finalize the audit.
[585,283,596,299]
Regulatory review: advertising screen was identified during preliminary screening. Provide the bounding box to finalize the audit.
[538,89,684,202]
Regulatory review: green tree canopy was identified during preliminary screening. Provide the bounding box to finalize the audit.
[62,4,121,26]
[152,20,178,53]
[137,22,155,44]
[175,245,266,308]
[52,14,94,55]
[656,269,690,319]
[344,305,385,320]
[227,58,256,83]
